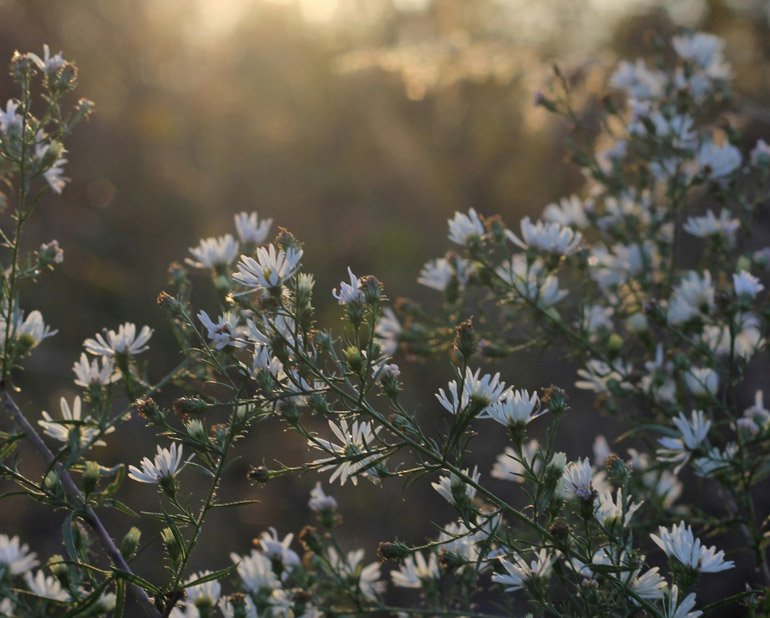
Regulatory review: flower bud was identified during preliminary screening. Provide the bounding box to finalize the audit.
[161,528,181,564]
[343,345,364,373]
[48,555,70,587]
[83,460,100,495]
[453,319,477,361]
[299,525,324,554]
[121,527,141,559]
[37,240,64,269]
[157,291,181,313]
[549,520,571,550]
[542,385,568,415]
[377,541,412,563]
[605,454,628,479]
[186,419,208,443]
[135,397,164,423]
[361,275,382,305]
[173,396,209,416]
[248,465,274,483]
[224,594,250,618]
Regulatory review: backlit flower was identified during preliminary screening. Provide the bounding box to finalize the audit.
[83,322,152,358]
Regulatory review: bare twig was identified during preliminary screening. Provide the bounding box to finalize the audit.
[0,388,162,618]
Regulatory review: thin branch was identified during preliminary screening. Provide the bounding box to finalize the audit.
[0,388,162,618]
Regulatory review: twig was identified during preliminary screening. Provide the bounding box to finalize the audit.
[1,388,162,618]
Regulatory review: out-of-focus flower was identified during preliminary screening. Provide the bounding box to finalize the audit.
[491,440,540,482]
[492,549,555,592]
[327,547,384,601]
[506,217,582,256]
[234,211,272,245]
[72,353,119,387]
[333,267,363,305]
[448,208,484,246]
[391,551,439,588]
[24,570,70,601]
[308,481,337,512]
[187,235,240,269]
[695,141,741,179]
[39,396,112,448]
[0,534,38,576]
[683,210,739,245]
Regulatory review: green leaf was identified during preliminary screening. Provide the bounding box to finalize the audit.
[111,568,163,595]
[182,564,237,589]
[114,578,126,618]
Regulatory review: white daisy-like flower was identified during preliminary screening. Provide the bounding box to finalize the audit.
[234,211,272,245]
[750,138,770,166]
[0,534,38,576]
[695,141,741,179]
[12,309,57,349]
[435,367,510,417]
[230,549,280,592]
[491,440,541,482]
[186,235,240,269]
[630,566,667,600]
[685,367,718,398]
[332,267,363,305]
[562,458,594,500]
[39,396,112,448]
[24,570,70,602]
[72,353,119,388]
[594,487,642,527]
[83,322,153,358]
[28,44,66,73]
[486,388,547,427]
[651,521,734,573]
[258,528,300,569]
[575,358,632,394]
[506,217,582,256]
[197,310,245,350]
[692,443,738,478]
[327,547,384,601]
[660,584,702,618]
[374,306,401,357]
[667,271,714,325]
[233,244,303,291]
[310,418,382,486]
[657,409,711,467]
[0,99,22,134]
[496,254,567,306]
[417,257,473,291]
[128,443,188,484]
[542,194,589,228]
[492,549,555,592]
[308,481,337,512]
[447,208,484,246]
[683,210,739,245]
[672,32,724,70]
[431,466,479,505]
[609,58,666,100]
[733,271,764,298]
[391,551,439,588]
[183,570,221,610]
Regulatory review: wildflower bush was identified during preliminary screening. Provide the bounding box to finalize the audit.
[1,30,770,618]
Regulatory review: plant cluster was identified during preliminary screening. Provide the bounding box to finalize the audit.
[1,31,769,618]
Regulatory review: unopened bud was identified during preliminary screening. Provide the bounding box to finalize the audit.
[83,461,100,494]
[48,555,70,587]
[299,525,324,554]
[377,541,412,563]
[605,454,628,478]
[362,276,382,305]
[343,346,364,373]
[157,291,181,312]
[161,528,181,563]
[135,397,164,423]
[542,385,568,415]
[173,396,208,416]
[121,527,141,559]
[248,466,274,483]
[453,319,477,361]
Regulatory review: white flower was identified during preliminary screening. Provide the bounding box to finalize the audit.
[436,367,510,417]
[0,100,22,134]
[491,440,540,482]
[24,570,70,602]
[230,550,279,592]
[431,466,479,505]
[506,217,582,256]
[685,367,718,398]
[651,521,734,573]
[672,32,724,71]
[542,195,589,228]
[486,388,547,427]
[661,585,702,618]
[592,435,612,467]
[562,458,594,500]
[186,235,240,269]
[667,271,714,325]
[13,310,57,349]
[744,390,770,425]
[734,271,764,298]
[491,549,555,592]
[197,310,244,350]
[750,138,770,166]
[28,45,66,73]
[184,571,221,610]
[233,244,302,291]
[594,487,642,527]
[308,481,337,511]
[657,409,711,467]
[128,443,188,484]
[695,141,741,179]
[234,211,272,245]
[258,527,300,569]
[0,535,38,576]
[310,418,382,486]
[332,267,363,305]
[496,254,567,306]
[417,257,473,291]
[72,353,119,388]
[609,58,666,100]
[39,396,112,448]
[630,566,667,600]
[575,359,632,394]
[391,551,439,588]
[447,208,484,246]
[692,443,737,477]
[683,210,739,245]
[327,547,384,601]
[374,306,401,357]
[83,322,153,358]
[42,150,68,194]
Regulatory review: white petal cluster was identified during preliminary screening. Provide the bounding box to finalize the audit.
[436,367,510,416]
[491,549,555,592]
[128,443,187,484]
[562,458,594,500]
[258,528,301,569]
[230,549,280,593]
[83,322,153,357]
[683,210,739,245]
[308,481,338,512]
[233,244,303,291]
[506,217,582,256]
[542,194,589,228]
[695,141,741,179]
[418,256,473,291]
[72,353,119,388]
[491,440,540,482]
[187,234,240,269]
[657,410,711,467]
[486,388,547,427]
[660,585,702,618]
[234,211,272,245]
[594,487,642,527]
[391,551,439,588]
[332,267,363,305]
[651,521,734,573]
[39,396,112,448]
[496,254,566,306]
[310,418,381,486]
[733,271,764,298]
[327,547,384,601]
[0,534,38,576]
[24,570,70,602]
[197,310,245,350]
[667,271,714,325]
[447,208,484,246]
[431,466,479,505]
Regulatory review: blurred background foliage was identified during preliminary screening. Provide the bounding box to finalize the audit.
[2,0,770,611]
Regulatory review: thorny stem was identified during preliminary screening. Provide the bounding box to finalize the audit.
[0,388,163,618]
